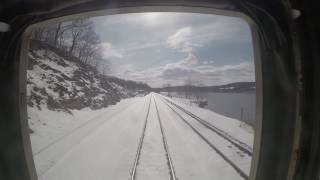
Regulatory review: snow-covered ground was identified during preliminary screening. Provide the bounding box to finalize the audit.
[29,96,145,177]
[155,95,245,180]
[157,95,252,177]
[134,97,171,180]
[28,93,254,180]
[163,95,254,147]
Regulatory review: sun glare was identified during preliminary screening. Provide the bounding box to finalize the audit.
[140,12,164,25]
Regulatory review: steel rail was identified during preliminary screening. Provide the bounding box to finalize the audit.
[163,96,253,156]
[130,95,152,180]
[158,95,249,180]
[153,96,177,180]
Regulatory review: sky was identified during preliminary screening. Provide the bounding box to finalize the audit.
[91,12,255,88]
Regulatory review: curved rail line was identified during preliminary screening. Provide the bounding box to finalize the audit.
[130,95,152,180]
[157,95,249,180]
[162,95,253,156]
[153,96,177,180]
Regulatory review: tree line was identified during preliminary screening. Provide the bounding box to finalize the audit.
[30,18,151,91]
[105,75,151,91]
[31,19,108,71]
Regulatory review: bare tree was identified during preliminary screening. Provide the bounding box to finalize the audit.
[30,18,111,74]
[43,28,55,44]
[53,22,62,46]
[184,78,193,99]
[163,83,172,97]
[77,27,100,63]
[31,27,46,41]
[68,19,92,56]
[53,22,72,47]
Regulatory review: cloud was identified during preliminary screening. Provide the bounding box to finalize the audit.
[125,41,162,52]
[115,25,254,87]
[92,13,254,87]
[166,27,200,68]
[120,61,255,87]
[190,18,251,44]
[166,18,251,55]
[100,42,123,59]
[167,27,194,53]
[177,53,198,67]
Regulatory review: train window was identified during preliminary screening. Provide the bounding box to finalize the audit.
[25,12,258,180]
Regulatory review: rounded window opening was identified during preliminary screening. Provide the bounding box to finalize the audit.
[25,12,257,180]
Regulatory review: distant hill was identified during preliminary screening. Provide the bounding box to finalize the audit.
[153,82,255,93]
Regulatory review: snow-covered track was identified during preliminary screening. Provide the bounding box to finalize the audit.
[158,95,249,180]
[130,94,177,180]
[130,95,152,180]
[162,96,253,156]
[153,96,177,180]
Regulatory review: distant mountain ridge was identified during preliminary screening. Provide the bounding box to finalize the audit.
[153,82,255,93]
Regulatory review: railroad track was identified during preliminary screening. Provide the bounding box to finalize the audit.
[162,95,253,155]
[130,94,177,180]
[154,96,177,180]
[157,95,250,180]
[130,95,152,180]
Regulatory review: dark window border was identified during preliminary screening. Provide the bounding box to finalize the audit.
[0,1,312,180]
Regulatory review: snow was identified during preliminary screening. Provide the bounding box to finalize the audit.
[158,96,251,176]
[162,95,254,148]
[27,47,132,113]
[111,82,125,91]
[27,46,254,180]
[30,50,78,77]
[93,94,105,101]
[135,97,171,180]
[219,87,235,90]
[29,96,144,177]
[38,95,149,180]
[154,94,245,180]
[27,65,60,99]
[29,93,254,180]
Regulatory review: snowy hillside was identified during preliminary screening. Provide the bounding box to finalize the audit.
[27,43,149,144]
[27,49,133,113]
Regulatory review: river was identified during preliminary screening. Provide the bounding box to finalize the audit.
[171,91,256,126]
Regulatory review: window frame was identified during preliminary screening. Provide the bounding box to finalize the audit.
[21,6,262,180]
[0,1,302,180]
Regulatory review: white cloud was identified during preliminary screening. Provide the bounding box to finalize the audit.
[167,27,194,53]
[100,42,123,59]
[177,53,198,67]
[120,61,255,87]
[166,18,251,55]
[125,41,162,52]
[166,27,200,69]
[117,25,254,87]
[190,18,251,44]
[92,13,254,87]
